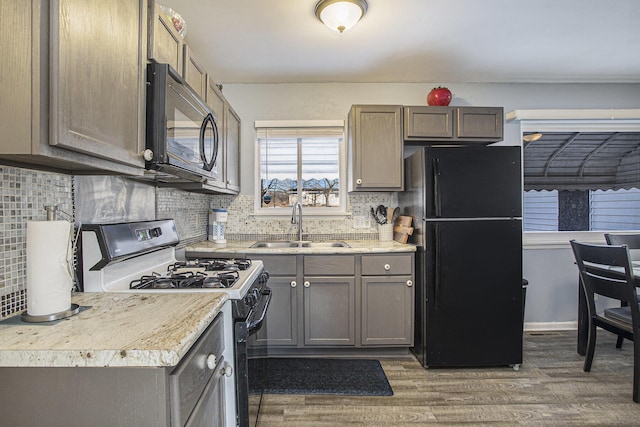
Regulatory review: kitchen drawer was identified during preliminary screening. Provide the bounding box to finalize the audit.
[255,255,297,276]
[362,254,413,276]
[304,255,355,276]
[170,312,224,427]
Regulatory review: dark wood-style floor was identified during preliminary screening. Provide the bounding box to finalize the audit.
[256,331,640,426]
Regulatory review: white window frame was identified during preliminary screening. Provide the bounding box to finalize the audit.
[253,120,348,217]
[507,109,640,248]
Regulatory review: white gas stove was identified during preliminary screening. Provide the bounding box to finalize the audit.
[79,219,263,300]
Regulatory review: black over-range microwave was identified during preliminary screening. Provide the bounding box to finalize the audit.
[145,63,222,184]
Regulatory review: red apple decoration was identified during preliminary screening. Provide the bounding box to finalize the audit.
[427,87,452,106]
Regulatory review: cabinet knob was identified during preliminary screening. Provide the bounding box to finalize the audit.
[221,362,233,377]
[290,281,297,288]
[227,180,232,185]
[304,281,310,288]
[406,280,413,287]
[384,264,391,271]
[356,178,363,185]
[206,354,217,370]
[142,149,154,161]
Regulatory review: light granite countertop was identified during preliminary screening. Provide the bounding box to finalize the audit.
[0,292,227,368]
[185,239,417,256]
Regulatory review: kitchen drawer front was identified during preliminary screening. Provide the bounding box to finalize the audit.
[170,312,224,427]
[361,254,413,276]
[255,255,297,276]
[304,255,355,276]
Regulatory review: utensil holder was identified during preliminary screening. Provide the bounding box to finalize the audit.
[378,224,393,241]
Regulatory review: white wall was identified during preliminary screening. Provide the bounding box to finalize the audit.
[220,82,640,326]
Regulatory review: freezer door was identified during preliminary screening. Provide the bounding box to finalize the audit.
[424,146,522,218]
[424,219,523,367]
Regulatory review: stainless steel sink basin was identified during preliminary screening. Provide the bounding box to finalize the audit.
[250,241,350,249]
[300,241,350,248]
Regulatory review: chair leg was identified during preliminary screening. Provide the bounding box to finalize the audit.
[584,322,597,372]
[616,335,625,349]
[633,337,640,403]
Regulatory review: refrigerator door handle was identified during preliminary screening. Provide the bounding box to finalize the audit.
[433,158,441,217]
[434,224,441,308]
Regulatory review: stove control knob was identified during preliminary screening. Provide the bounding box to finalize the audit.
[206,354,217,370]
[252,288,261,302]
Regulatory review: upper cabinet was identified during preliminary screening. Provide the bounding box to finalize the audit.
[404,106,504,143]
[183,46,207,100]
[225,104,241,193]
[0,0,146,175]
[147,1,183,75]
[347,105,404,192]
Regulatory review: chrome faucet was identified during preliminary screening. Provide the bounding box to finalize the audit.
[291,201,303,242]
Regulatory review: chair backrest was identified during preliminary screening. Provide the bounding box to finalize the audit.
[570,240,639,317]
[604,233,640,249]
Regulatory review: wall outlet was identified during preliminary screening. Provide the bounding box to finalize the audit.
[353,215,371,229]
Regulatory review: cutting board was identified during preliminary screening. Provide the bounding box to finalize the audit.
[393,216,413,243]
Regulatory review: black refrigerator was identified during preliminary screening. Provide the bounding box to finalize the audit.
[398,146,523,368]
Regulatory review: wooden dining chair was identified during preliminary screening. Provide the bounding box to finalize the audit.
[604,233,640,348]
[570,240,640,403]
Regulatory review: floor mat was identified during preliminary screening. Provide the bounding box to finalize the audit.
[249,358,393,396]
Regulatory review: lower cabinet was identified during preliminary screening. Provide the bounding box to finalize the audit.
[0,306,234,427]
[361,276,414,346]
[252,252,414,350]
[304,276,356,346]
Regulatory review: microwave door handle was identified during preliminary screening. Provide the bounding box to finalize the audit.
[200,113,216,171]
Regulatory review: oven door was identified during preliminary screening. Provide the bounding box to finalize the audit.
[236,288,272,427]
[146,63,221,183]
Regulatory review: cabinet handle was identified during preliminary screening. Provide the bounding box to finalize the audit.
[384,264,391,271]
[142,149,154,161]
[304,281,310,288]
[290,281,297,288]
[221,362,233,377]
[206,354,217,370]
[406,280,413,287]
[356,178,362,185]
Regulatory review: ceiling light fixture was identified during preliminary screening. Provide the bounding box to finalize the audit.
[314,0,368,33]
[523,132,543,143]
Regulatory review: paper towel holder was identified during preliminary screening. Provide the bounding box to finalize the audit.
[21,206,80,323]
[21,304,81,323]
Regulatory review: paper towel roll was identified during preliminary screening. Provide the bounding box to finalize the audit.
[26,221,73,316]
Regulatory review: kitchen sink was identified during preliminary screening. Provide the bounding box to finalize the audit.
[250,241,350,248]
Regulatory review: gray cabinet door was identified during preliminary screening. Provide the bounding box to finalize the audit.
[225,105,241,193]
[252,275,298,347]
[148,0,183,75]
[183,45,207,100]
[361,276,414,346]
[456,107,504,140]
[404,106,454,139]
[50,0,145,169]
[304,277,356,346]
[348,105,404,191]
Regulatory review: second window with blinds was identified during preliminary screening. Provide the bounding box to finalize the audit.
[255,121,346,215]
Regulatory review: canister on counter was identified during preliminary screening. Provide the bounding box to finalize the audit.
[208,208,228,243]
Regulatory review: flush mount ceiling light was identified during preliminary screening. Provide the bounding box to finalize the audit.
[314,0,368,33]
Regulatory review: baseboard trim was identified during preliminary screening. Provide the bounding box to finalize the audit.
[524,321,577,332]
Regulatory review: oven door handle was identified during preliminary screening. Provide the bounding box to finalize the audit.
[247,288,272,335]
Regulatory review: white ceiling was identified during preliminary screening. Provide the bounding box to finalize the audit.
[160,0,640,85]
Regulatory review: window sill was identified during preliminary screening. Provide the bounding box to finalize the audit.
[523,231,607,249]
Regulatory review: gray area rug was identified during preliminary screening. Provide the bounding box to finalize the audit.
[249,358,393,396]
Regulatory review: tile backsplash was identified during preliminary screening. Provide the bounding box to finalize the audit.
[210,193,396,241]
